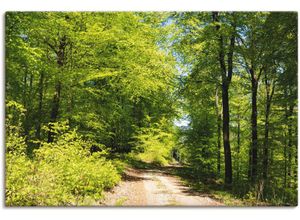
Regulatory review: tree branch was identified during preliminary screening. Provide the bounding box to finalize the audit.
[44,40,58,55]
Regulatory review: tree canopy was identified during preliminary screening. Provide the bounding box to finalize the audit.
[5,12,297,206]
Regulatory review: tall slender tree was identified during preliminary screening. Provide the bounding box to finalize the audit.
[212,12,236,186]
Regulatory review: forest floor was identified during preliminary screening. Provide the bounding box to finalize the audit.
[101,164,224,206]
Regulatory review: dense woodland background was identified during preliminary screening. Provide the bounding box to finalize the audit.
[5,12,297,206]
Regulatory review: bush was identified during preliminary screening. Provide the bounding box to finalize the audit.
[6,119,121,206]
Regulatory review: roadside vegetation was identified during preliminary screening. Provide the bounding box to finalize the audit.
[5,12,297,206]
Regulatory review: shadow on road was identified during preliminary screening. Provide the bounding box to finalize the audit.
[122,169,150,182]
[125,157,221,197]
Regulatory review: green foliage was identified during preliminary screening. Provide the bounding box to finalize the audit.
[5,12,178,206]
[6,118,120,206]
[5,12,297,206]
[133,117,176,166]
[5,12,177,153]
[172,11,297,205]
[6,100,27,154]
[178,112,217,176]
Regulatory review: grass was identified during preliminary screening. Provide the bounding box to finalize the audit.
[115,197,128,206]
[167,198,181,206]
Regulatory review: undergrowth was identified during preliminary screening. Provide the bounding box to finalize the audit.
[6,102,122,206]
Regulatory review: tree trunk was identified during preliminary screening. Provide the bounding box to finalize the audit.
[47,81,61,142]
[36,71,44,139]
[47,35,67,142]
[213,11,235,186]
[237,105,241,181]
[133,99,143,128]
[250,68,258,183]
[294,123,298,185]
[222,82,233,185]
[262,75,274,180]
[287,103,294,185]
[284,135,287,188]
[283,87,294,187]
[262,99,270,180]
[215,87,222,176]
[23,69,29,137]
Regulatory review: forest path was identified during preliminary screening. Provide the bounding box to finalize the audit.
[101,165,223,206]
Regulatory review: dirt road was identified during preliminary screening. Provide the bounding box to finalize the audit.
[102,167,223,206]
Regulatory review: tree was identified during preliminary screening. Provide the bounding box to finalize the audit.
[212,12,236,186]
[236,13,268,183]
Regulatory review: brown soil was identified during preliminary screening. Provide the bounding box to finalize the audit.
[101,167,223,207]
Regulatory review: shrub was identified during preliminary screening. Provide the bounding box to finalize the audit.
[6,119,121,206]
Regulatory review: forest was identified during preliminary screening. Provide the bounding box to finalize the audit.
[5,12,297,206]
